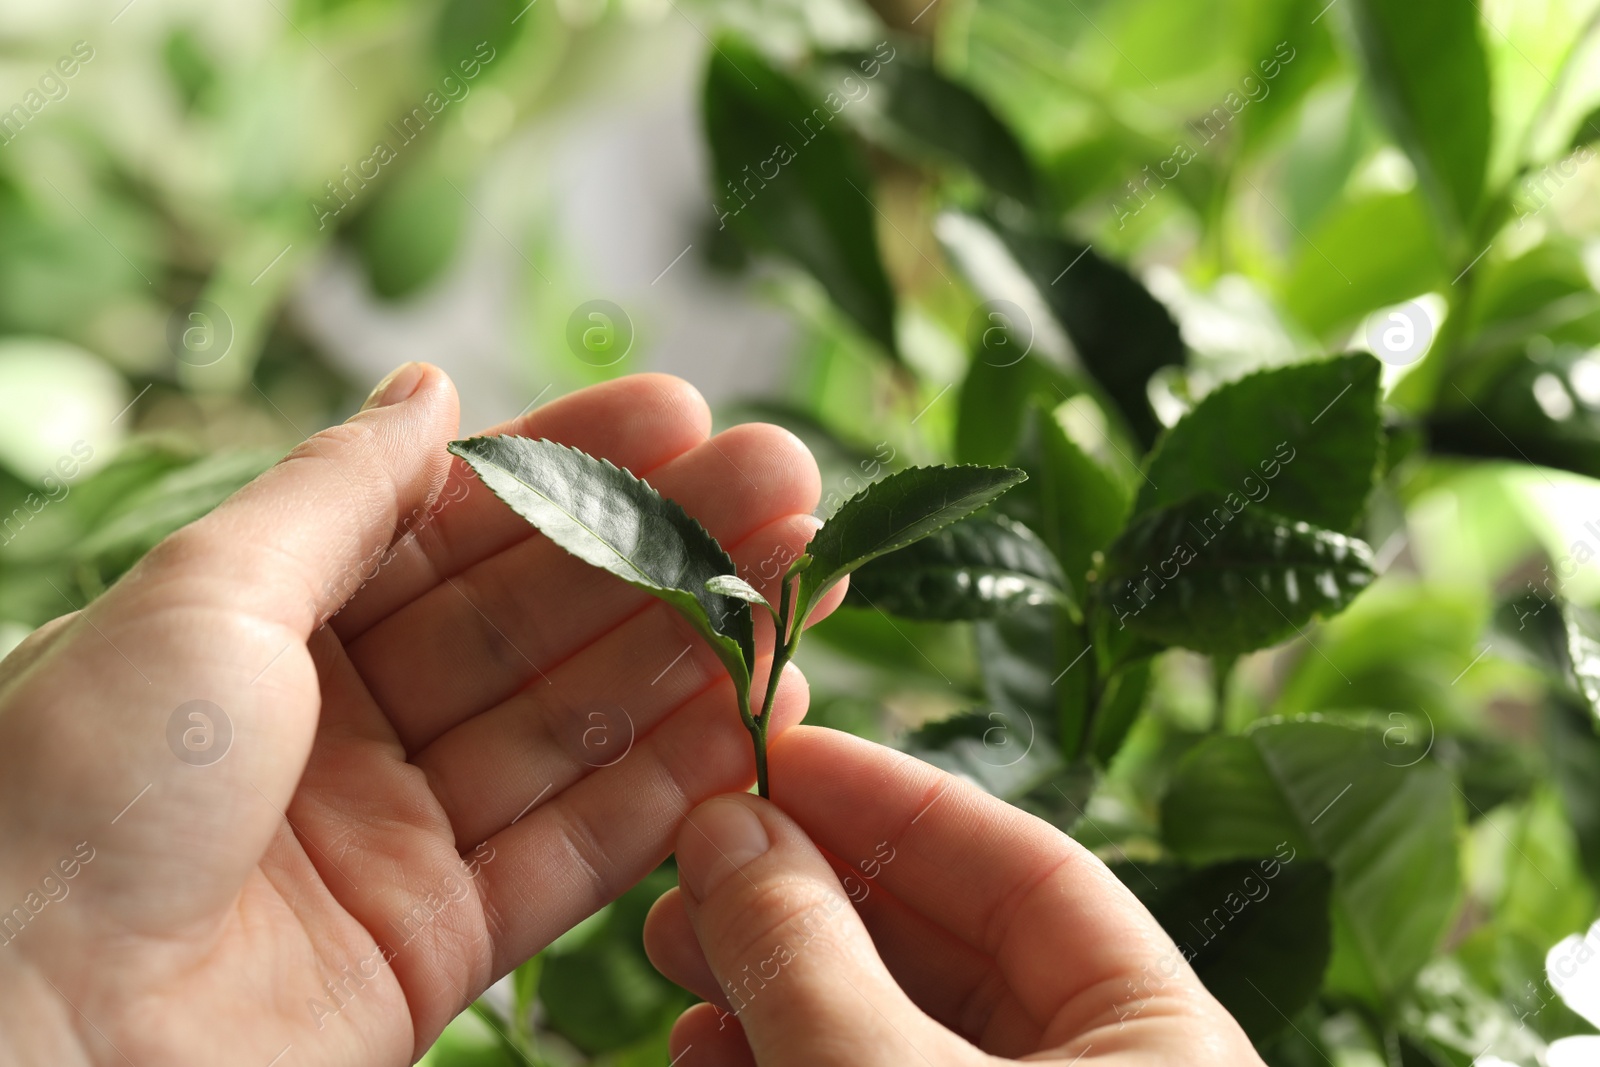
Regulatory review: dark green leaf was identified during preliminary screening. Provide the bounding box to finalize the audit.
[703,37,898,358]
[973,600,1102,764]
[1348,0,1492,235]
[1100,496,1375,656]
[986,217,1184,447]
[954,348,1074,467]
[845,513,1067,620]
[1572,106,1600,152]
[818,46,1041,206]
[1434,734,1539,819]
[1137,353,1383,532]
[1429,342,1600,479]
[433,0,519,72]
[1090,660,1150,766]
[1009,401,1131,602]
[350,164,466,301]
[797,463,1026,624]
[1547,695,1600,887]
[904,707,1060,801]
[975,600,1067,743]
[1116,859,1334,1043]
[1492,589,1600,722]
[448,436,753,693]
[1161,720,1462,1004]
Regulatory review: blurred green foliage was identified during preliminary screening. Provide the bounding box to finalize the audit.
[6,0,1600,1062]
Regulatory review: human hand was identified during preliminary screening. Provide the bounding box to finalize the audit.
[0,364,835,1065]
[644,727,1266,1067]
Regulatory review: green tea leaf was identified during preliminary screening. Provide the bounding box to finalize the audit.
[973,599,1101,764]
[988,217,1185,447]
[1572,105,1600,153]
[819,47,1041,206]
[1493,589,1600,722]
[1137,353,1383,532]
[1547,696,1600,889]
[1347,0,1492,236]
[797,463,1026,623]
[1429,342,1600,480]
[844,513,1067,621]
[1099,496,1376,656]
[350,163,466,301]
[448,436,754,693]
[703,37,898,358]
[1161,720,1462,1004]
[1009,401,1131,602]
[1116,859,1334,1044]
[705,573,771,609]
[1089,659,1150,766]
[903,706,1061,802]
[954,351,1077,467]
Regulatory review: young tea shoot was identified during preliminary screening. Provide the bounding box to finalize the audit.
[447,435,1024,797]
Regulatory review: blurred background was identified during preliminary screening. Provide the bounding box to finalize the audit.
[5,0,1600,1063]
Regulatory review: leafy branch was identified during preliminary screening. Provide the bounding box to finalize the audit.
[448,435,1023,798]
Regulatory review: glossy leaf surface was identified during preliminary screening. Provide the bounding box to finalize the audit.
[798,463,1026,623]
[449,435,754,693]
[845,513,1067,620]
[1162,720,1461,1004]
[1100,496,1375,656]
[1137,353,1383,532]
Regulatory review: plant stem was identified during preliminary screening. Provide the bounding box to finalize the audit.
[1211,653,1237,732]
[749,574,798,799]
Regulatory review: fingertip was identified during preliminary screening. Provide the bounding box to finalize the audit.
[645,887,730,1009]
[670,1003,756,1067]
[676,795,774,902]
[628,372,712,438]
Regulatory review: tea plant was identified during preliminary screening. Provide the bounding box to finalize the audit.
[447,435,1023,797]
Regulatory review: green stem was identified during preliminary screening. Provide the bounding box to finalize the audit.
[1211,653,1237,732]
[749,575,798,799]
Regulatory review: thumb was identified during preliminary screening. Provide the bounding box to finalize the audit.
[129,360,460,635]
[673,795,953,1067]
[0,363,459,935]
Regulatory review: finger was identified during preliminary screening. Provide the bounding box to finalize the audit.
[645,887,728,1008]
[671,794,957,1067]
[331,373,712,638]
[670,1002,757,1067]
[414,512,821,844]
[349,422,820,749]
[131,362,460,637]
[648,852,1043,1056]
[769,727,1203,1037]
[0,365,460,932]
[472,665,811,975]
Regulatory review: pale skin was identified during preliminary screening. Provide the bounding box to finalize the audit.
[0,364,1264,1066]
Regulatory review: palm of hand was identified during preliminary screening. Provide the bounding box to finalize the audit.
[0,371,826,1066]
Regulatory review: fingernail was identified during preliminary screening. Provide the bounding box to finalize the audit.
[360,362,425,411]
[683,799,770,901]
